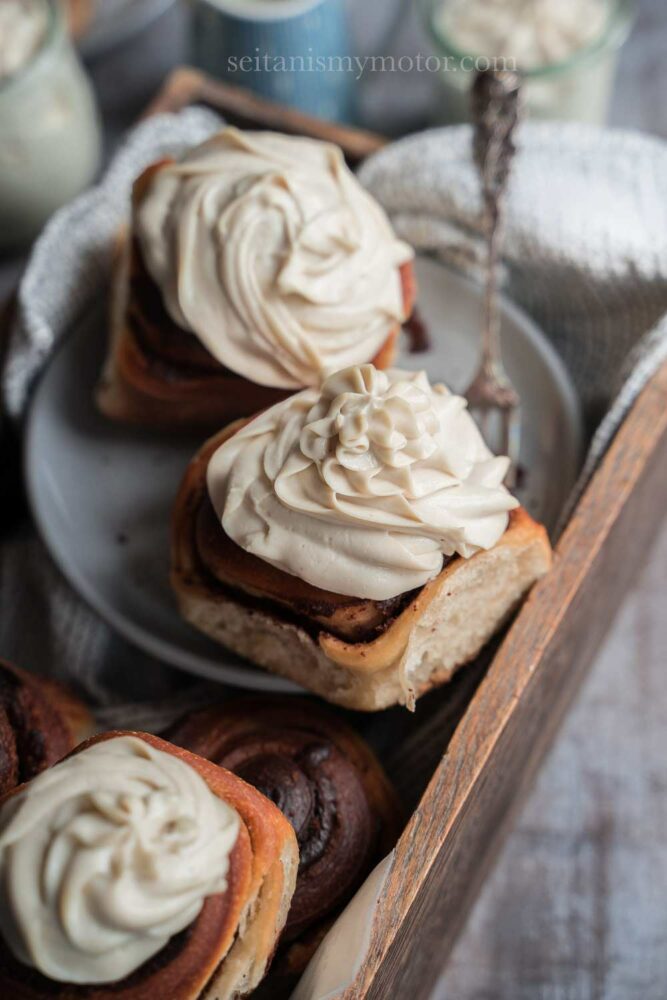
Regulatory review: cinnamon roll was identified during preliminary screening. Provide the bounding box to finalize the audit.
[97,127,416,428]
[0,731,298,999]
[168,697,402,973]
[171,364,552,710]
[0,659,92,794]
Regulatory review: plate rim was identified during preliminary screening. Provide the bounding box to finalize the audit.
[24,259,583,692]
[23,368,303,693]
[409,256,584,477]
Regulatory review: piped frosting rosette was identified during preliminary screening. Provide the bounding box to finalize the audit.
[208,364,519,601]
[0,736,239,984]
[135,128,414,389]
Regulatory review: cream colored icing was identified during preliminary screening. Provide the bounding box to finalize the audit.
[134,127,414,389]
[436,0,608,70]
[0,735,239,985]
[0,0,47,81]
[207,365,518,600]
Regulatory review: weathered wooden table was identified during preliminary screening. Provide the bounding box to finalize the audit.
[1,2,665,996]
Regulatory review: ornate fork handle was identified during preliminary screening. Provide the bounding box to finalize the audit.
[466,70,522,471]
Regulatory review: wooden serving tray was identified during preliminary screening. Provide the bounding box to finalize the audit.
[141,70,667,998]
[16,68,667,999]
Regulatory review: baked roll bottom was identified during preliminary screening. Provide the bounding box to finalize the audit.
[171,425,552,711]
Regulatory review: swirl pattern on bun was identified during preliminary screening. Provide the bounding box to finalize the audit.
[168,697,401,960]
[0,659,91,795]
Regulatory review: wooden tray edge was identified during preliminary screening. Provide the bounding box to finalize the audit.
[141,67,387,162]
[352,359,667,998]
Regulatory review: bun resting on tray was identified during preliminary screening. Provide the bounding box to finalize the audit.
[97,126,416,427]
[168,696,402,976]
[172,364,552,710]
[0,731,298,999]
[0,658,93,795]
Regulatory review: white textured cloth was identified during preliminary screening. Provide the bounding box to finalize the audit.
[359,123,667,424]
[2,110,667,724]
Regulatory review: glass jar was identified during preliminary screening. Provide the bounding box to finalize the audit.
[423,0,635,126]
[191,0,356,123]
[0,0,101,251]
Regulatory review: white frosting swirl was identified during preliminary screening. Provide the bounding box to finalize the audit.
[0,0,47,82]
[135,127,414,389]
[208,365,518,600]
[0,735,239,984]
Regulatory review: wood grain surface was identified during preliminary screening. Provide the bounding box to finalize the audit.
[439,520,667,1000]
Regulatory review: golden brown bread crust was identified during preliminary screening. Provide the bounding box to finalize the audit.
[0,731,299,1000]
[171,423,553,710]
[96,158,416,428]
[0,659,93,795]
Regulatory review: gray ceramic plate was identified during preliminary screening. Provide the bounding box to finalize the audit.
[25,257,583,692]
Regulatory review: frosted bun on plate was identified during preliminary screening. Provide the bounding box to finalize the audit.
[97,127,416,428]
[171,365,552,710]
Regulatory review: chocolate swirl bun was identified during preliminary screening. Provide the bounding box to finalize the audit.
[0,659,92,794]
[168,697,401,953]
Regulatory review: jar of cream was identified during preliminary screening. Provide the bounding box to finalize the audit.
[0,0,101,250]
[423,0,634,125]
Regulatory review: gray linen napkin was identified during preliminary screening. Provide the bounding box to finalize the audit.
[2,110,667,726]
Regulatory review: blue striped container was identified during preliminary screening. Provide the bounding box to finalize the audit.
[191,0,356,123]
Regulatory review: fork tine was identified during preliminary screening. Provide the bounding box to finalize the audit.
[478,408,489,442]
[503,407,521,489]
[508,405,521,467]
[499,408,511,458]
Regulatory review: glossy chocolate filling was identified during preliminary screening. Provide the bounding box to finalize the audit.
[231,735,375,940]
[192,494,424,645]
[169,702,383,943]
[127,238,232,379]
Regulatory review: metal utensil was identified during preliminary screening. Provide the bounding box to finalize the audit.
[466,69,521,485]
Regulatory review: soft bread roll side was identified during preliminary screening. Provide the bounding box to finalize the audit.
[95,229,235,426]
[36,677,96,745]
[207,841,298,999]
[172,504,552,711]
[95,228,257,427]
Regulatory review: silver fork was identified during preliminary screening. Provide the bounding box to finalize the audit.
[465,70,522,487]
